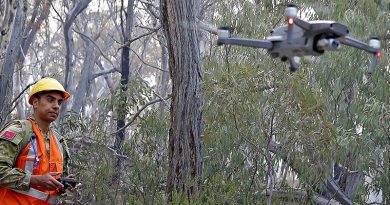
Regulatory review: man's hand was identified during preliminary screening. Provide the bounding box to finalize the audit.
[30,172,63,190]
[58,174,81,193]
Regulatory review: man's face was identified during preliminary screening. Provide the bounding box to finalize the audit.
[33,92,64,123]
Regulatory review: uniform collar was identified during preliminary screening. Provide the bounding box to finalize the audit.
[28,115,52,136]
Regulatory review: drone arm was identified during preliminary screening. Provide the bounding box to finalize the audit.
[341,36,381,74]
[217,38,273,49]
[284,5,310,43]
[291,17,311,30]
[340,36,379,54]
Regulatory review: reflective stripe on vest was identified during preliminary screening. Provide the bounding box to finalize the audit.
[52,133,63,160]
[23,134,64,173]
[25,137,38,172]
[12,187,58,204]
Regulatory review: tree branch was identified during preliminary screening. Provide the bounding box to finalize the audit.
[197,19,218,35]
[130,48,168,72]
[10,81,35,107]
[73,28,116,68]
[110,95,171,135]
[231,130,353,205]
[266,141,354,205]
[117,26,161,50]
[91,67,119,80]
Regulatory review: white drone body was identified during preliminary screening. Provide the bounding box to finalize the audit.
[217,4,382,73]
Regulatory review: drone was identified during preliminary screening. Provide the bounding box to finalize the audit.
[217,4,382,73]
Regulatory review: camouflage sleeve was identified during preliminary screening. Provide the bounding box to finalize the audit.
[0,123,31,191]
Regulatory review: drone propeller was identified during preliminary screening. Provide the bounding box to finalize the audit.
[285,4,312,35]
[368,38,381,74]
[285,4,298,43]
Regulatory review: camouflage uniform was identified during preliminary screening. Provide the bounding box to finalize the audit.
[0,116,70,191]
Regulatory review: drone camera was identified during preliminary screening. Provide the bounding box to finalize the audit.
[316,38,340,51]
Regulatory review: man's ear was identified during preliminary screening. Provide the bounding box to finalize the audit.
[32,98,39,109]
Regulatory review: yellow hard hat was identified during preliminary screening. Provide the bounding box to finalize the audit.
[28,77,70,105]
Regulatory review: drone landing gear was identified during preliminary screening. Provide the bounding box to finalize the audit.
[281,56,300,72]
[289,56,300,72]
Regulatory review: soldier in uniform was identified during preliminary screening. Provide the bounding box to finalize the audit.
[0,77,76,205]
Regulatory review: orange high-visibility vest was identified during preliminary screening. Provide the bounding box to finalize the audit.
[0,118,64,205]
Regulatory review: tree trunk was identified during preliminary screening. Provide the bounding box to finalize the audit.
[157,32,169,111]
[13,65,25,119]
[0,0,16,48]
[60,0,91,121]
[113,0,135,182]
[70,34,95,113]
[64,0,91,91]
[0,0,25,127]
[17,0,50,65]
[161,0,204,199]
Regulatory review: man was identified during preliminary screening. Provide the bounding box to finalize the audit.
[0,77,75,204]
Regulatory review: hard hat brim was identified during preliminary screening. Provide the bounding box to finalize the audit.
[28,90,71,105]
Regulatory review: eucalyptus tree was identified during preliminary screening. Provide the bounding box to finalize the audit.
[59,0,92,121]
[112,0,135,184]
[200,0,389,204]
[63,0,92,92]
[0,0,25,127]
[161,0,204,200]
[13,0,54,119]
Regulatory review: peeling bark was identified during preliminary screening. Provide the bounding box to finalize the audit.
[161,0,204,199]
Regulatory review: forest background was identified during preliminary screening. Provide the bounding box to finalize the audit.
[0,0,389,204]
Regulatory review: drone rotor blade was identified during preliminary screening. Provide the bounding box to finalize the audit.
[285,5,297,43]
[217,38,273,49]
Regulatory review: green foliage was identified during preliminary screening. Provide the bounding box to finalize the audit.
[100,77,155,119]
[202,0,389,203]
[58,0,389,204]
[58,78,171,204]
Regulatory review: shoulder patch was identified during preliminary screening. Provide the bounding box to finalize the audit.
[0,121,30,146]
[1,131,15,139]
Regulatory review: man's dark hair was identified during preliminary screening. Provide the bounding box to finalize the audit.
[33,90,65,101]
